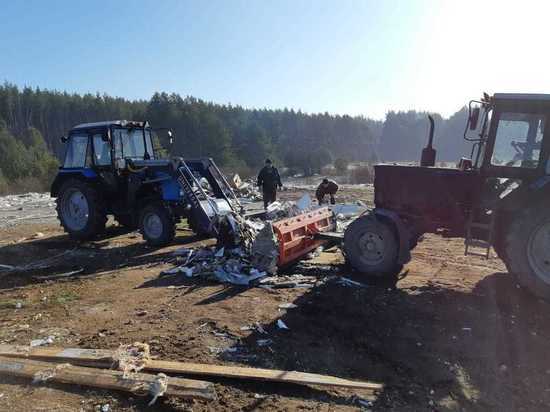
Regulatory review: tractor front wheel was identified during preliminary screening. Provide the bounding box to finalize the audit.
[343,214,402,277]
[504,205,550,299]
[56,179,106,240]
[139,202,176,247]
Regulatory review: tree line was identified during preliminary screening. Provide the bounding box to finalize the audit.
[0,82,473,194]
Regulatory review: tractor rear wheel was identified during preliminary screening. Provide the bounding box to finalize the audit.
[343,214,402,277]
[139,202,175,246]
[56,179,107,240]
[504,204,550,299]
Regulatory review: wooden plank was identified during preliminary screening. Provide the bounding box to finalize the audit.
[149,360,383,390]
[0,344,383,391]
[0,355,215,401]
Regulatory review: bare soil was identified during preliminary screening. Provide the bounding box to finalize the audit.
[0,186,549,411]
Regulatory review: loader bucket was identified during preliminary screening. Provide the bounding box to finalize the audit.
[272,207,336,267]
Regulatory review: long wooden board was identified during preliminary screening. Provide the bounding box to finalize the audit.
[0,344,383,391]
[0,355,215,401]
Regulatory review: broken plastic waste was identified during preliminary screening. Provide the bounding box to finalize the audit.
[250,223,279,274]
[213,267,267,286]
[329,203,368,218]
[276,319,290,330]
[30,336,55,347]
[335,277,368,288]
[295,194,312,211]
[278,303,297,309]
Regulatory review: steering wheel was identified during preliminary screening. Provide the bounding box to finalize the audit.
[510,140,526,155]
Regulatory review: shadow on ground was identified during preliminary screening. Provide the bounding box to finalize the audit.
[0,225,208,290]
[202,268,550,411]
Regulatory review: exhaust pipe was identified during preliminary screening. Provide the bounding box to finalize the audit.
[420,115,436,167]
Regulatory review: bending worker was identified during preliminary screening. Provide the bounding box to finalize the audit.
[316,178,339,205]
[257,158,282,209]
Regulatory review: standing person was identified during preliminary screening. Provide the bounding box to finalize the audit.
[257,159,282,209]
[316,178,339,205]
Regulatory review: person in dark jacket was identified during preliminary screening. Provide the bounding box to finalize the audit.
[316,178,339,205]
[257,159,282,209]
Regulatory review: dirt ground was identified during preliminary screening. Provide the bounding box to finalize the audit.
[0,186,549,411]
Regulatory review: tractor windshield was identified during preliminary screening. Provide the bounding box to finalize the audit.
[491,112,545,168]
[112,127,155,160]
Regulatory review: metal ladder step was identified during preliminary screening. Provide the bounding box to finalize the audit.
[464,212,494,259]
[464,239,491,248]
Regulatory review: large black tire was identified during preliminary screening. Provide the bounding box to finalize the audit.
[56,179,107,240]
[503,204,550,299]
[343,214,402,277]
[139,202,176,246]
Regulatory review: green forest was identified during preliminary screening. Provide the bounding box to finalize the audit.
[0,83,472,195]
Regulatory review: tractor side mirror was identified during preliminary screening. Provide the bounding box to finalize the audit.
[469,107,480,130]
[60,136,68,143]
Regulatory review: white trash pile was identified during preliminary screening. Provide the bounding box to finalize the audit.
[162,194,318,286]
[162,245,270,286]
[0,192,57,228]
[231,174,262,202]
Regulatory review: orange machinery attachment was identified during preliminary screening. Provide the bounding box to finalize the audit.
[272,207,336,267]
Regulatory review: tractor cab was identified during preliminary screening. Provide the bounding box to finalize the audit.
[61,120,166,173]
[465,93,550,181]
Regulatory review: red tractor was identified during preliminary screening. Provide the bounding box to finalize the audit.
[343,93,550,299]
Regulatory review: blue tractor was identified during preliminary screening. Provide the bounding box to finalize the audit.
[51,120,240,246]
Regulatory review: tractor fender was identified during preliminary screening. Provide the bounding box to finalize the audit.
[373,208,412,265]
[50,169,98,197]
[498,177,550,212]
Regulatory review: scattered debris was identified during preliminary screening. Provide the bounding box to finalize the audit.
[0,192,57,229]
[30,336,54,347]
[278,303,297,309]
[334,277,368,288]
[32,362,71,384]
[147,373,168,406]
[113,342,151,377]
[231,175,262,201]
[296,194,312,211]
[255,322,267,334]
[277,319,290,330]
[354,396,373,408]
[259,274,323,289]
[33,267,84,281]
[250,223,279,274]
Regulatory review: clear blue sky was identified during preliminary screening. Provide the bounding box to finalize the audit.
[1,0,547,119]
